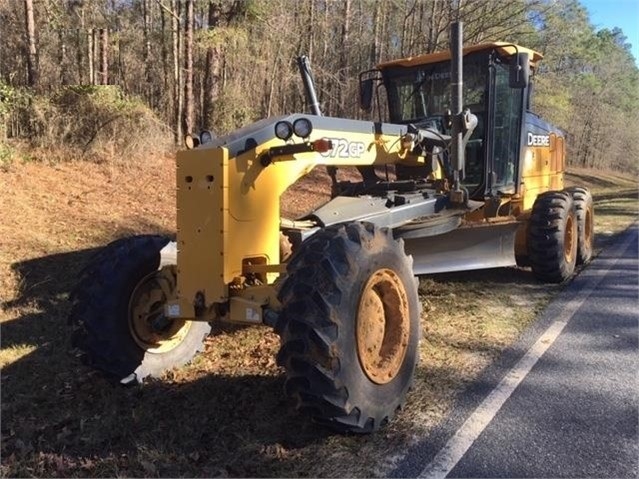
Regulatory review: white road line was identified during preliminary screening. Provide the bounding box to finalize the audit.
[419,227,638,479]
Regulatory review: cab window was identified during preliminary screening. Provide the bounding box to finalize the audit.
[491,62,523,191]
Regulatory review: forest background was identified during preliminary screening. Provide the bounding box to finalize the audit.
[0,0,638,174]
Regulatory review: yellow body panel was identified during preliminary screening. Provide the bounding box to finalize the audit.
[176,123,428,316]
[176,148,226,314]
[520,134,565,211]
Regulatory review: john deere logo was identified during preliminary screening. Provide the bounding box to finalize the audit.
[527,132,550,147]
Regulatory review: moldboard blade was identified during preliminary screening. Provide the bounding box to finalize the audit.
[401,221,519,275]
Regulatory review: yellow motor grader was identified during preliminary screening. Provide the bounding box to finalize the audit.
[71,22,593,433]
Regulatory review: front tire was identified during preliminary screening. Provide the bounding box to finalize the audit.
[528,191,578,283]
[70,235,211,382]
[275,222,420,433]
[565,187,594,264]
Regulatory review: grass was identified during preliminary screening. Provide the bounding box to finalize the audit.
[1,161,637,477]
[565,168,638,242]
[0,343,36,368]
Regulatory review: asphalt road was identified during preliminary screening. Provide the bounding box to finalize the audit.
[392,223,638,478]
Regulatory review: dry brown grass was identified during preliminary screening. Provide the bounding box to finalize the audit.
[565,167,639,246]
[1,162,637,477]
[2,86,174,169]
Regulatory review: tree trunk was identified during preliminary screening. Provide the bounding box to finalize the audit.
[379,0,388,62]
[371,0,382,65]
[203,1,222,129]
[117,31,128,93]
[338,0,352,116]
[308,0,315,61]
[24,0,38,87]
[184,0,194,134]
[88,29,95,85]
[319,0,329,113]
[143,0,152,86]
[59,31,70,85]
[160,3,169,91]
[76,28,83,84]
[171,0,183,143]
[401,0,420,57]
[99,28,108,85]
[70,1,85,84]
[427,1,436,53]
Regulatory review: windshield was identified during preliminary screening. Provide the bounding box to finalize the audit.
[382,52,491,196]
[384,53,488,125]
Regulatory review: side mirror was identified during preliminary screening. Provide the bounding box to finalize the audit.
[509,52,529,89]
[359,78,374,111]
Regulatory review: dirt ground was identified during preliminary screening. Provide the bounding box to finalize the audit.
[1,159,637,477]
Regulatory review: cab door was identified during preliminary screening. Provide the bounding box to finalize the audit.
[487,59,524,195]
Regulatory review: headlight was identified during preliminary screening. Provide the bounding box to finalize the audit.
[275,121,293,141]
[184,134,199,149]
[200,130,214,145]
[293,118,313,138]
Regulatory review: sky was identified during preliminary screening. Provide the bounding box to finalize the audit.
[580,0,639,63]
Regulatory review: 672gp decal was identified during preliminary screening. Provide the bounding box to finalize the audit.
[320,138,367,158]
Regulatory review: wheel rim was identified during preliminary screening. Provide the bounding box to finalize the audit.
[356,269,410,385]
[128,266,191,354]
[564,215,575,263]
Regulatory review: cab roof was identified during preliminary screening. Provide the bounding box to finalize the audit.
[377,42,543,69]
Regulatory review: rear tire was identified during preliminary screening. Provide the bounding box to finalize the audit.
[565,187,594,264]
[275,222,420,433]
[528,191,578,283]
[70,235,211,382]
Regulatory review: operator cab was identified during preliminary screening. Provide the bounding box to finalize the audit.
[364,43,542,200]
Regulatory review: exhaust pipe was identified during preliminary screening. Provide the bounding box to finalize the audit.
[449,21,465,205]
[297,56,322,116]
[297,55,340,185]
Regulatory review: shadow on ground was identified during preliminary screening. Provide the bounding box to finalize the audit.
[565,171,622,189]
[1,237,518,477]
[1,243,335,477]
[2,222,633,477]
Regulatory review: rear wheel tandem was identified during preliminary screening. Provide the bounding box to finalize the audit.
[70,235,211,382]
[527,191,578,283]
[565,186,594,265]
[275,222,420,433]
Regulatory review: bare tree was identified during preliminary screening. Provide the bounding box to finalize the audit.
[370,0,383,65]
[308,0,315,61]
[160,2,169,91]
[24,0,38,87]
[168,0,183,142]
[183,0,194,134]
[98,28,108,85]
[88,29,95,85]
[203,1,222,129]
[71,3,85,85]
[338,0,352,116]
[143,0,152,85]
[58,30,70,85]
